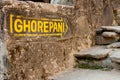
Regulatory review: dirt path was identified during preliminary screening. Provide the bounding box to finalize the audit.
[53,69,120,80]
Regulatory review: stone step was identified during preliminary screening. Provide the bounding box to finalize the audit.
[74,46,120,70]
[101,26,120,33]
[74,45,120,70]
[110,50,120,63]
[95,26,120,45]
[74,46,111,59]
[51,69,120,80]
[107,42,120,48]
[110,50,120,70]
[95,35,119,45]
[74,46,113,70]
[102,32,119,38]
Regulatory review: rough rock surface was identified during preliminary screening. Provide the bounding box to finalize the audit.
[107,42,120,48]
[95,35,119,45]
[102,32,119,38]
[7,42,72,80]
[74,46,111,59]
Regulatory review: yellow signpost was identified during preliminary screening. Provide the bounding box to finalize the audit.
[10,14,69,37]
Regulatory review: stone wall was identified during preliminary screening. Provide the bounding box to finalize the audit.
[0,0,120,80]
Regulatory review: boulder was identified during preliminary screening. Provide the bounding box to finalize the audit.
[74,46,111,59]
[101,26,120,33]
[95,35,119,45]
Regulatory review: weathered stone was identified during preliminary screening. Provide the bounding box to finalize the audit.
[102,32,119,38]
[74,46,111,59]
[95,35,119,45]
[101,26,120,33]
[110,50,120,63]
[107,42,120,48]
